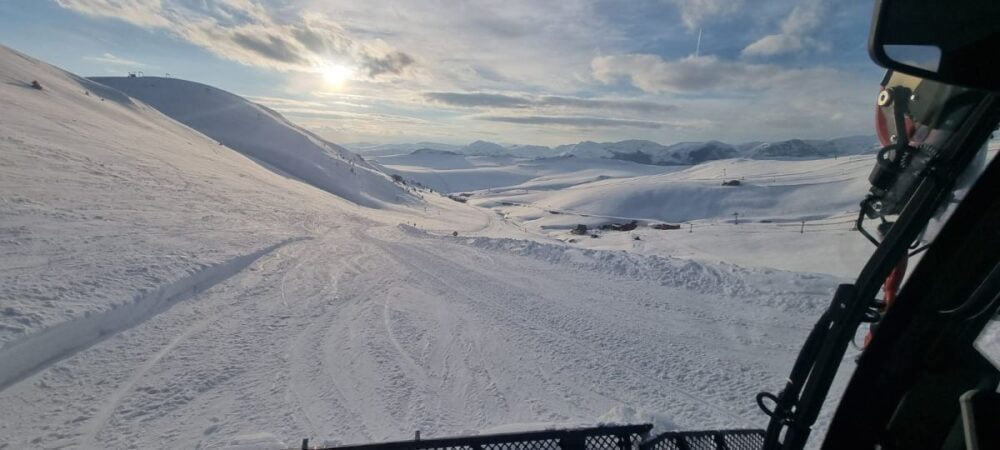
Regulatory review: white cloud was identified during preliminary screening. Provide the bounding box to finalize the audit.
[592,54,845,94]
[423,91,677,115]
[477,115,665,129]
[671,0,745,31]
[84,52,147,68]
[56,0,874,144]
[741,0,829,57]
[56,0,414,78]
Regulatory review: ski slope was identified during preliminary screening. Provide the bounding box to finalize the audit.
[1,44,858,449]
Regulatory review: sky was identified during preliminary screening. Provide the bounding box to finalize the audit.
[0,0,884,147]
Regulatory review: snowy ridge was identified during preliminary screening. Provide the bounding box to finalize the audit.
[0,237,307,391]
[748,136,878,160]
[91,76,415,208]
[351,136,876,166]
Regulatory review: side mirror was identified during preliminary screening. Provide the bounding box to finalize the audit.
[869,0,1000,92]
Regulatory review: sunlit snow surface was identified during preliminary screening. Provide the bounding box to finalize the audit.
[1,44,866,448]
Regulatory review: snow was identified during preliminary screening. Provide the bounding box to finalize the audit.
[461,156,877,278]
[1,44,869,449]
[553,140,739,165]
[348,142,464,157]
[348,136,877,166]
[375,152,675,194]
[748,136,878,160]
[91,76,416,209]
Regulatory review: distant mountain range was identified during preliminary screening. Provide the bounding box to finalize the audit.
[347,135,879,166]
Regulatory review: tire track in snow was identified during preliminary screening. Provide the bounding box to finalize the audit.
[285,231,375,442]
[365,228,755,427]
[81,237,318,445]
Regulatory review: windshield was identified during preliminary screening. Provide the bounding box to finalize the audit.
[0,2,987,449]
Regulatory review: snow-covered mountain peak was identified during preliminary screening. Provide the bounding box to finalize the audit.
[462,140,508,156]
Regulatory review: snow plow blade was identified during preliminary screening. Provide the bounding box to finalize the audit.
[310,425,766,450]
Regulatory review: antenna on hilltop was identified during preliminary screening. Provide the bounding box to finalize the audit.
[695,28,702,57]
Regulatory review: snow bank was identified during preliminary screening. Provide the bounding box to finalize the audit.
[401,225,838,312]
[0,237,305,390]
[92,76,415,208]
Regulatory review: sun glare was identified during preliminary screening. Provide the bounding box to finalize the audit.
[321,64,354,88]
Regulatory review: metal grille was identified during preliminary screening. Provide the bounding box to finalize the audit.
[319,424,652,450]
[639,429,765,450]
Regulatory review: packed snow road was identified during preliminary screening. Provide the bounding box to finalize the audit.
[0,212,836,449]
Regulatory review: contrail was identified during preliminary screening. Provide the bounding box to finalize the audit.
[696,28,702,57]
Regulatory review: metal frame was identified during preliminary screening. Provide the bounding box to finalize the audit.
[640,429,766,450]
[317,424,653,450]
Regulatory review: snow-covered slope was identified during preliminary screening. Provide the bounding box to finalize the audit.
[355,136,876,166]
[485,156,872,224]
[470,156,877,277]
[749,136,877,160]
[461,140,509,156]
[92,76,414,208]
[0,45,331,367]
[661,141,740,165]
[347,141,463,156]
[505,144,557,158]
[375,152,676,193]
[555,140,738,166]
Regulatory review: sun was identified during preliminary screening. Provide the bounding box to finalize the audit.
[320,64,354,88]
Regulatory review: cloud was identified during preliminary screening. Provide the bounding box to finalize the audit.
[591,54,842,94]
[55,0,413,78]
[84,52,147,68]
[424,92,676,114]
[230,31,309,65]
[361,51,415,77]
[424,92,530,108]
[742,0,829,57]
[478,115,663,129]
[671,0,745,30]
[536,96,677,114]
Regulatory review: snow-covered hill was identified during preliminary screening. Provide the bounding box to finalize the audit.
[556,139,734,165]
[477,156,872,225]
[348,141,463,156]
[749,136,877,160]
[461,140,510,156]
[356,136,875,166]
[375,151,676,193]
[0,44,347,367]
[469,156,877,277]
[92,76,414,208]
